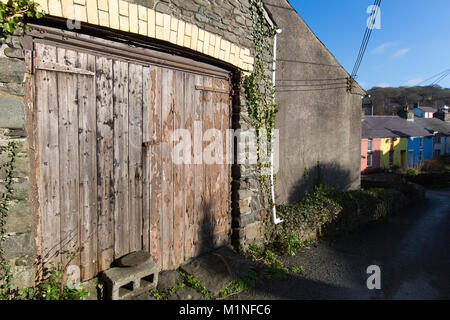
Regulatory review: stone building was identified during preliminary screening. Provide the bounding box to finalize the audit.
[0,0,363,289]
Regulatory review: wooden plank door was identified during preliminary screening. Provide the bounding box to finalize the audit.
[34,40,232,280]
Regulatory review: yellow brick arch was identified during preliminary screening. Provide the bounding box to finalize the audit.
[31,0,254,71]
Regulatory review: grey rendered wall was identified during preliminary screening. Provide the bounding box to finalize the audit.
[265,0,362,204]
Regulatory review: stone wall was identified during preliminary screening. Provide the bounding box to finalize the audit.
[0,36,35,288]
[32,0,255,72]
[130,0,254,52]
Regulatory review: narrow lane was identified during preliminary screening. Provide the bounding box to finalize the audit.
[232,189,450,300]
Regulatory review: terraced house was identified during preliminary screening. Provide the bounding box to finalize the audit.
[361,115,433,172]
[0,0,364,290]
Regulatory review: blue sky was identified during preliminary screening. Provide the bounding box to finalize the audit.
[288,0,450,90]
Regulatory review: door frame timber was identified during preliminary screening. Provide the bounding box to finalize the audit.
[25,24,231,80]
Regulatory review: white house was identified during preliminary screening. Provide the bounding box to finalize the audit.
[413,106,437,119]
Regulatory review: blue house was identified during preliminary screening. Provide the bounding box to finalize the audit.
[406,136,434,166]
[413,106,437,119]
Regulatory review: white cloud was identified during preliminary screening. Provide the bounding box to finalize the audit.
[372,41,398,54]
[392,48,411,58]
[404,78,424,86]
[377,83,391,88]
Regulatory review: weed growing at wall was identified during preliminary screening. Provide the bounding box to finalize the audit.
[244,0,278,195]
[0,141,18,299]
[219,269,260,299]
[0,0,45,41]
[18,262,90,300]
[179,271,212,300]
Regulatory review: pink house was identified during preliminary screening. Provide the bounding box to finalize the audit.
[361,138,382,172]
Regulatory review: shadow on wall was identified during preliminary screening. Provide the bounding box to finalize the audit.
[362,150,382,174]
[287,162,354,204]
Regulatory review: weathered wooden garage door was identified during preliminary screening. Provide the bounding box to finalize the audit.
[33,41,231,280]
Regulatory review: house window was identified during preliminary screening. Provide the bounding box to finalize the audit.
[419,150,424,162]
[367,153,373,168]
[420,137,424,148]
[368,139,373,152]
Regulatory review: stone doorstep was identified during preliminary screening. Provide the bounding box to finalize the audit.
[179,246,256,297]
[102,260,159,300]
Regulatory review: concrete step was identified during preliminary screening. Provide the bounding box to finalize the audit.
[102,260,159,300]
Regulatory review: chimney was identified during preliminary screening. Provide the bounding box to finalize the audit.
[406,109,414,121]
[400,105,414,121]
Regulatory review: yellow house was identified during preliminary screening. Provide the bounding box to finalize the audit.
[380,137,408,169]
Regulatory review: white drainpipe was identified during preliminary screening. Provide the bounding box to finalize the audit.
[271,29,283,225]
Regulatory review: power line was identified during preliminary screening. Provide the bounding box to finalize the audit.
[276,77,348,82]
[276,81,348,88]
[276,86,348,92]
[351,0,381,77]
[351,0,382,78]
[416,68,450,86]
[431,69,450,86]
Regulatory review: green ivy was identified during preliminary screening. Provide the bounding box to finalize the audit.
[0,141,18,299]
[0,0,45,41]
[244,0,278,197]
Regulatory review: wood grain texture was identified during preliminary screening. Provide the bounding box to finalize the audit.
[35,43,61,266]
[113,60,129,259]
[148,65,163,266]
[183,73,195,260]
[142,66,151,253]
[78,52,98,279]
[202,75,214,254]
[56,47,80,268]
[172,70,185,267]
[96,56,115,273]
[128,63,144,253]
[161,67,174,270]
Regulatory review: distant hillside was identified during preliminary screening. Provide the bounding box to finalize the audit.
[364,86,450,115]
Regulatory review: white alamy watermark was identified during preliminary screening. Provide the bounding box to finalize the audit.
[168,123,280,175]
[366,265,381,290]
[66,5,82,30]
[366,5,381,30]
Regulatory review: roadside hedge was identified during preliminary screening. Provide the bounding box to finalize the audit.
[265,182,425,255]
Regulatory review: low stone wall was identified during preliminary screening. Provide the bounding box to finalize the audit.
[271,185,426,248]
[322,187,425,238]
[0,36,35,288]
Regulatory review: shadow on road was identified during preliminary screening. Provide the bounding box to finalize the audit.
[231,189,450,300]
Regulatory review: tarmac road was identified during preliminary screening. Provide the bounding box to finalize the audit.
[231,188,450,300]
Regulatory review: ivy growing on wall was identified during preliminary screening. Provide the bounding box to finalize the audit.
[243,0,278,195]
[0,141,18,299]
[0,0,45,41]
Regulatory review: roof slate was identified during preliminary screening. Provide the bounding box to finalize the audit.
[414,117,450,136]
[362,116,433,139]
[417,106,437,113]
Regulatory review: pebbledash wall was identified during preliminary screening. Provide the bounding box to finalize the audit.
[0,0,269,288]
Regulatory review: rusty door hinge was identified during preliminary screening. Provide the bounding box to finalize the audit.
[195,85,230,94]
